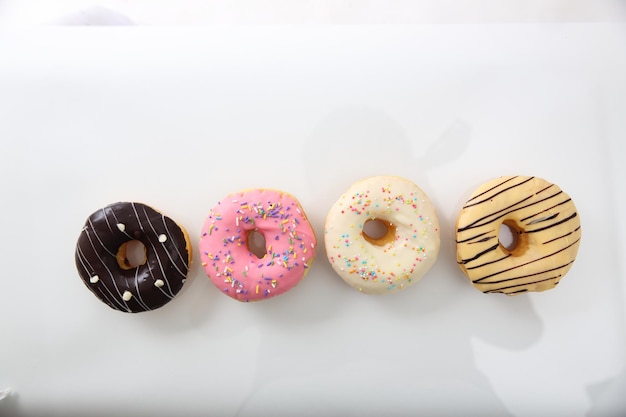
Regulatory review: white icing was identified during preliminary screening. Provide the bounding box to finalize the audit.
[325,176,440,295]
[158,234,167,243]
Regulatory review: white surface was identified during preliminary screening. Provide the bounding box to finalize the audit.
[1,0,625,26]
[0,25,625,416]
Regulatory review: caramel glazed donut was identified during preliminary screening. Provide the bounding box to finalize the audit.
[456,176,581,295]
[75,202,192,312]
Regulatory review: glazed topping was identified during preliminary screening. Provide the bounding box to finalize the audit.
[75,202,191,312]
[324,176,440,294]
[456,176,581,294]
[199,189,317,302]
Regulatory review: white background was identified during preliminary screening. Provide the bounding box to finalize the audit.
[0,0,625,26]
[1,23,626,417]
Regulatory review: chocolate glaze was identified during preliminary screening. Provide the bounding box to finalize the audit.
[75,202,191,313]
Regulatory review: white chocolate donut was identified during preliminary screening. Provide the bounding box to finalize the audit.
[324,176,440,294]
[456,176,581,295]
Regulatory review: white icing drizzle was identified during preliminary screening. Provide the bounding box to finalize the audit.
[132,203,174,298]
[109,209,133,239]
[132,264,151,311]
[76,202,190,312]
[80,226,131,311]
[141,206,187,279]
[88,218,116,257]
[161,213,189,270]
[76,243,126,311]
[102,207,114,232]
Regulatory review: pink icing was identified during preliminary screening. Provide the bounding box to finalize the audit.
[199,189,317,302]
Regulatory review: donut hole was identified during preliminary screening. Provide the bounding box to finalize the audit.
[247,230,267,259]
[116,240,147,270]
[362,218,396,246]
[498,220,526,254]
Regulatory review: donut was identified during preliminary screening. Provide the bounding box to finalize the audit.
[75,202,192,312]
[455,176,581,295]
[199,189,317,302]
[324,176,440,294]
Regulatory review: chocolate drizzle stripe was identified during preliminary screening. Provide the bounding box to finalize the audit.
[456,230,495,244]
[458,243,499,265]
[465,176,518,205]
[519,198,571,223]
[463,176,534,209]
[458,194,533,231]
[457,190,564,232]
[472,238,580,283]
[456,176,581,295]
[483,274,561,293]
[472,261,574,285]
[542,226,581,245]
[525,212,578,234]
[465,254,511,270]
[526,213,559,225]
[469,236,496,245]
[535,183,555,195]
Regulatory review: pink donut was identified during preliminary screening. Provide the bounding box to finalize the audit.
[199,189,317,302]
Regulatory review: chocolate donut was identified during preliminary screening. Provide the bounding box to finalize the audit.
[75,202,192,312]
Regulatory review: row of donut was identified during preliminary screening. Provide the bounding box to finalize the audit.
[74,175,582,313]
